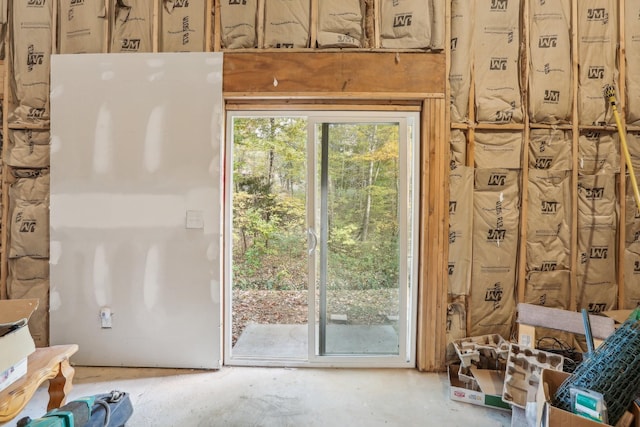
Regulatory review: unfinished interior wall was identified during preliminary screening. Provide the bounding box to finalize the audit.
[0,1,449,372]
[448,0,639,347]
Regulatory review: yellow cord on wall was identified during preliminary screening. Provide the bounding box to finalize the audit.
[604,85,640,213]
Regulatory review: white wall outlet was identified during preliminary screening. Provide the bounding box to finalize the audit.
[100,307,113,328]
[185,210,204,229]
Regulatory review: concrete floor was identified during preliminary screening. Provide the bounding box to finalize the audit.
[232,324,400,359]
[6,365,513,427]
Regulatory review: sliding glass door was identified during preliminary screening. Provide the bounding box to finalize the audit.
[226,111,419,367]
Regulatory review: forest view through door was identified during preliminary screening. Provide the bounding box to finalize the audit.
[225,111,419,367]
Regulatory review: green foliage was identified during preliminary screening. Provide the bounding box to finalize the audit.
[232,117,404,292]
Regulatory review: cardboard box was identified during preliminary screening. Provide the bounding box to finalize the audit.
[0,357,28,392]
[448,364,511,411]
[0,299,38,391]
[537,369,611,427]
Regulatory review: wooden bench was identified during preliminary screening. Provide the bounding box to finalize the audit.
[0,344,79,423]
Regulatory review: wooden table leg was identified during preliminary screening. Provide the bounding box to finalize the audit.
[47,358,75,411]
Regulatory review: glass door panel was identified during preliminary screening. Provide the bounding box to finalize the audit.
[312,120,407,357]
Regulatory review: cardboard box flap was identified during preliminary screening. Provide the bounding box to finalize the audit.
[0,299,39,374]
[0,298,39,324]
[0,318,28,338]
[470,366,504,396]
[602,310,634,324]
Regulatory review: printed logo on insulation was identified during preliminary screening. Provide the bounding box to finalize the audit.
[181,17,192,45]
[534,157,553,169]
[485,283,503,309]
[393,13,413,28]
[539,261,558,271]
[490,57,508,71]
[121,39,141,51]
[585,131,601,141]
[544,90,560,104]
[540,200,559,214]
[27,45,45,72]
[588,302,607,314]
[581,186,604,199]
[490,0,508,11]
[538,35,557,48]
[495,110,513,122]
[27,0,45,6]
[588,66,605,79]
[28,108,46,120]
[587,8,608,24]
[487,173,507,186]
[16,212,37,233]
[229,0,247,4]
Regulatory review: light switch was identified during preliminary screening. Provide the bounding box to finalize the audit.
[186,210,204,229]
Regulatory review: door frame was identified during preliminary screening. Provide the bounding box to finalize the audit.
[224,110,421,368]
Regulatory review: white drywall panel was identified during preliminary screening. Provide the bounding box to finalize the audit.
[49,53,223,368]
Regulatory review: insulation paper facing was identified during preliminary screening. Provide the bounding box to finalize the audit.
[10,0,52,126]
[528,0,572,124]
[111,0,153,53]
[220,0,257,48]
[264,0,310,48]
[577,0,617,125]
[474,0,522,124]
[317,0,363,48]
[448,166,473,296]
[58,0,107,54]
